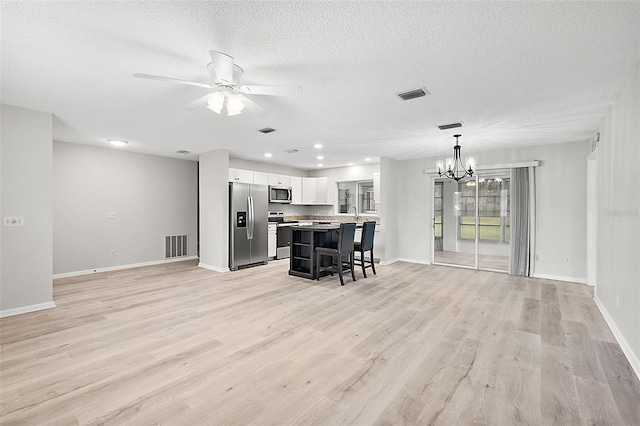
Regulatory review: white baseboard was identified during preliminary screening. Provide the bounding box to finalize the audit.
[1,301,56,318]
[594,296,640,381]
[532,273,587,284]
[397,258,431,265]
[198,263,230,273]
[53,256,199,279]
[380,258,399,266]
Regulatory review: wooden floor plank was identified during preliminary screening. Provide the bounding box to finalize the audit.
[1,259,638,425]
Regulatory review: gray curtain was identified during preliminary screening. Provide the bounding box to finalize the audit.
[510,167,530,276]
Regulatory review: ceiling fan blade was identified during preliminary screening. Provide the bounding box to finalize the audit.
[237,94,269,116]
[133,73,213,89]
[208,51,234,85]
[238,85,303,97]
[183,93,213,110]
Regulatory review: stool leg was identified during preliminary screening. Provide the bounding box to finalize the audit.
[316,251,321,280]
[360,248,367,278]
[338,254,345,286]
[351,252,356,282]
[370,249,376,275]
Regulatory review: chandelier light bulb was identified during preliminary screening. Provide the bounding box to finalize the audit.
[436,134,474,181]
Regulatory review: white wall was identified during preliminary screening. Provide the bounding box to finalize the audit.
[199,150,230,272]
[392,140,590,280]
[229,158,307,177]
[1,104,54,316]
[52,142,198,275]
[595,63,640,377]
[379,157,398,262]
[307,163,380,181]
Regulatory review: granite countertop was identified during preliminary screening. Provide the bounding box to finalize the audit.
[286,215,379,224]
[294,224,341,231]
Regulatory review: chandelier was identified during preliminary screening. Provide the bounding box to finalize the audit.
[436,134,475,181]
[206,90,245,116]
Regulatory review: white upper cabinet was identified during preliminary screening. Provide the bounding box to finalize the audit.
[229,168,254,184]
[253,171,269,185]
[268,174,291,187]
[316,177,334,205]
[291,176,302,205]
[302,178,317,204]
[300,177,334,205]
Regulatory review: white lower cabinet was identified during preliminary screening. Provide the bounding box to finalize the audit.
[268,224,277,257]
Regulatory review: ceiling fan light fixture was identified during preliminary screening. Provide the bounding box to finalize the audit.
[207,91,225,114]
[226,94,245,116]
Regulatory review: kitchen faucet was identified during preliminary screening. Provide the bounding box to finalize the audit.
[349,206,359,220]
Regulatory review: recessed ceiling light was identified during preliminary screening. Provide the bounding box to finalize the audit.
[317,163,323,167]
[365,157,372,162]
[264,153,272,158]
[317,155,324,160]
[108,139,128,147]
[314,144,323,149]
[347,163,354,166]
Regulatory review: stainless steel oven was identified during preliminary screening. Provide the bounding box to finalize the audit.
[269,186,292,204]
[268,210,298,259]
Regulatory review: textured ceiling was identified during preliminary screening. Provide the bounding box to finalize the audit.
[2,1,639,169]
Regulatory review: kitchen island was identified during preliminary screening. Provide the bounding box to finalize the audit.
[289,224,340,280]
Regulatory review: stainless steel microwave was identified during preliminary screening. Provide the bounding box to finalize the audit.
[269,186,292,203]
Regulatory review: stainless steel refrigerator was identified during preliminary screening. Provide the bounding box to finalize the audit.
[229,182,268,270]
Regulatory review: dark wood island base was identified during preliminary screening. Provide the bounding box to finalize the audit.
[289,224,340,280]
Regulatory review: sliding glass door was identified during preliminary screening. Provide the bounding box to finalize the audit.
[433,177,477,268]
[432,171,510,272]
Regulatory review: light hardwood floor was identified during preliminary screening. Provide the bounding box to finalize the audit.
[1,259,639,425]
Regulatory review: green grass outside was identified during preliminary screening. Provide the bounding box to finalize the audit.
[435,216,510,241]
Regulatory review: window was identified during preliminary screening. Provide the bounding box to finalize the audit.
[337,180,377,215]
[458,178,510,241]
[434,182,443,238]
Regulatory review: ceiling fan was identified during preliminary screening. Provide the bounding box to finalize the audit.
[134,50,302,116]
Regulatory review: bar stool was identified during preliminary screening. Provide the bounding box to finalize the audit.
[354,221,377,278]
[315,223,357,286]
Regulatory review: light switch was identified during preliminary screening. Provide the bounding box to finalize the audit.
[4,216,24,226]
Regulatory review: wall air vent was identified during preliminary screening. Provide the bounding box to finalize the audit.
[397,87,429,101]
[259,127,276,134]
[176,150,191,154]
[438,122,463,130]
[284,148,299,153]
[165,235,188,258]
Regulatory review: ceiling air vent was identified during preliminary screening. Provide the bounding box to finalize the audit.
[438,122,463,130]
[397,87,429,101]
[258,127,276,134]
[284,148,299,154]
[176,150,191,154]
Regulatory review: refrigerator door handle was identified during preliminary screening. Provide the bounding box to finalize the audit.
[247,196,254,240]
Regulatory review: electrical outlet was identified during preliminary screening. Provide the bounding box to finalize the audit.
[564,257,570,264]
[110,249,116,257]
[4,216,24,226]
[107,212,116,219]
